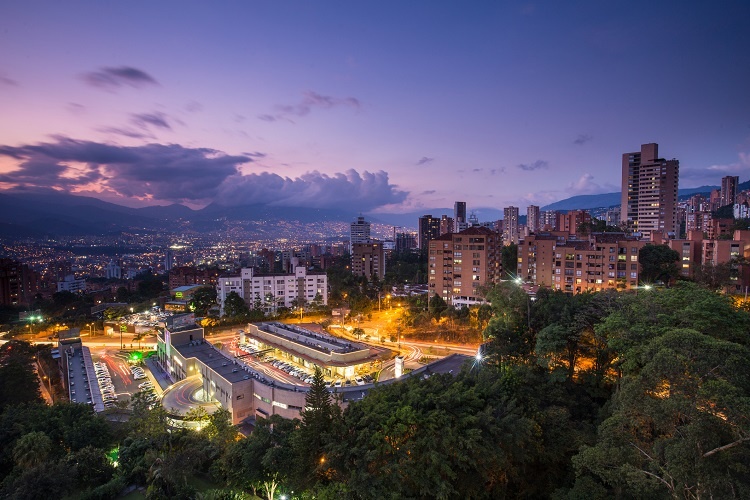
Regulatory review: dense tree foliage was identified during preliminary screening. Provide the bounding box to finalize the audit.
[2,282,750,498]
[639,244,680,285]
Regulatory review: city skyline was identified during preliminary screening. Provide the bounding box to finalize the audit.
[1,1,749,214]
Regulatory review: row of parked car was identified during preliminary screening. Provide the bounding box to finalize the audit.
[93,362,118,409]
[267,358,317,384]
[137,380,159,408]
[131,365,147,380]
[331,374,373,388]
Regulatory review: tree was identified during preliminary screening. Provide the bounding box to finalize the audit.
[190,287,218,316]
[572,329,750,499]
[291,366,337,490]
[638,244,679,286]
[502,243,518,279]
[693,261,735,291]
[428,293,448,319]
[13,431,52,469]
[223,291,250,318]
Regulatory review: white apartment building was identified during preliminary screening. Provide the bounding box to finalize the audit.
[217,266,328,316]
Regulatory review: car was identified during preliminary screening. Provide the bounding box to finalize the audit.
[344,380,353,387]
[355,376,365,386]
[334,380,342,388]
[134,374,146,380]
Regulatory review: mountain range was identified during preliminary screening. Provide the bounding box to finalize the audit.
[0,181,745,239]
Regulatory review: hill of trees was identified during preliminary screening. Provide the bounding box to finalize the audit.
[1,282,748,499]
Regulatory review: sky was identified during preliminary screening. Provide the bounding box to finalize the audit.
[1,1,749,216]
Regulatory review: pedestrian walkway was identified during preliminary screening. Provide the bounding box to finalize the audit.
[145,356,173,394]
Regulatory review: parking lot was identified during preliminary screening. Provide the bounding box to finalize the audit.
[90,348,160,409]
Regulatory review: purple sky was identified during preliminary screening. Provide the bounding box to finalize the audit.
[1,1,748,213]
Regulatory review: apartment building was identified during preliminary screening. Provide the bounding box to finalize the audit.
[217,265,327,315]
[427,226,502,306]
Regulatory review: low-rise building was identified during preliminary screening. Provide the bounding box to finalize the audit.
[217,265,327,316]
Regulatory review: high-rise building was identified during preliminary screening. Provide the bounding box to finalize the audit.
[418,214,441,251]
[541,210,558,230]
[350,215,371,245]
[527,205,540,234]
[165,250,174,272]
[503,206,520,245]
[454,201,467,232]
[721,176,739,207]
[427,226,502,306]
[351,242,386,280]
[621,143,679,239]
[0,259,39,307]
[440,215,454,235]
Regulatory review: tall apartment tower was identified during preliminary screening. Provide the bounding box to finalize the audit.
[527,205,540,234]
[351,242,386,280]
[454,201,467,232]
[165,250,174,272]
[621,143,679,239]
[418,214,441,251]
[427,226,502,306]
[721,176,739,207]
[440,215,454,235]
[350,215,371,245]
[503,206,520,245]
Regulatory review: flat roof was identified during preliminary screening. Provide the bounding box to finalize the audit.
[175,341,252,384]
[257,322,366,355]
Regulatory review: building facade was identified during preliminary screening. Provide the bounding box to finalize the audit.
[503,206,519,245]
[427,226,502,306]
[527,205,540,234]
[217,266,328,315]
[350,216,371,245]
[621,143,680,239]
[721,176,739,207]
[518,233,648,293]
[351,241,386,280]
[418,214,441,251]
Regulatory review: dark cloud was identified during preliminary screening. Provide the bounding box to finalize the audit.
[416,157,434,166]
[66,103,86,114]
[131,112,171,130]
[573,134,593,145]
[242,151,267,158]
[0,138,407,210]
[517,160,548,171]
[216,169,407,211]
[261,91,361,122]
[185,101,203,113]
[0,137,248,203]
[472,168,482,172]
[421,190,436,195]
[0,75,18,86]
[81,66,158,90]
[98,127,155,140]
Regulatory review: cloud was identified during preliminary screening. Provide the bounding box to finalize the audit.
[81,66,158,90]
[0,137,407,210]
[98,126,155,140]
[131,112,171,130]
[242,151,267,158]
[564,173,619,196]
[0,75,17,86]
[573,134,593,145]
[680,152,750,185]
[517,160,548,171]
[416,157,434,166]
[421,190,436,195]
[260,91,361,122]
[0,137,248,203]
[216,169,407,211]
[185,101,203,113]
[66,103,86,115]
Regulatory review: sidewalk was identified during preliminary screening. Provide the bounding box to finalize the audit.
[144,357,172,394]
